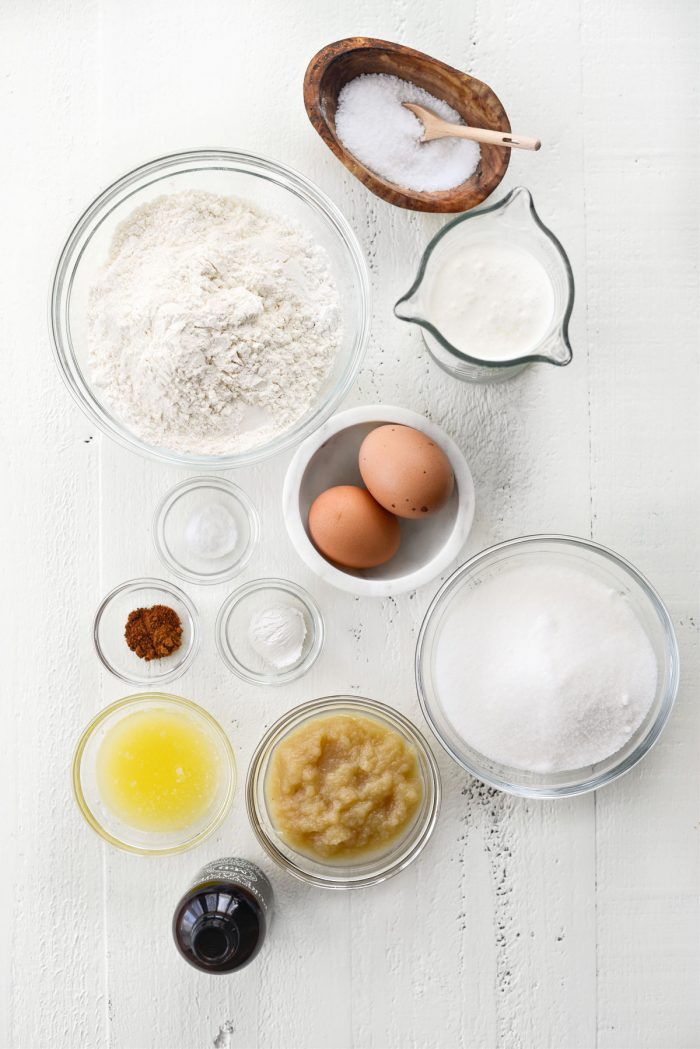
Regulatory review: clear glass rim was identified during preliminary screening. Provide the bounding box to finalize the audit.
[93,576,200,685]
[48,148,370,468]
[394,187,575,369]
[152,476,260,586]
[215,578,325,685]
[72,692,237,855]
[246,695,442,888]
[415,534,680,798]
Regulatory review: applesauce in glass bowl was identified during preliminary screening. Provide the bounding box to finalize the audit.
[247,696,441,889]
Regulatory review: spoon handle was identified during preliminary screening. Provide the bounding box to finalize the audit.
[443,124,541,151]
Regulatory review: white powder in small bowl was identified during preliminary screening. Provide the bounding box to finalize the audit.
[434,563,658,773]
[334,73,480,193]
[248,605,308,670]
[184,504,238,560]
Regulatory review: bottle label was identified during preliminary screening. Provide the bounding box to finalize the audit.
[192,858,273,916]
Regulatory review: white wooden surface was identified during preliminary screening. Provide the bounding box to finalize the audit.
[2,2,698,1047]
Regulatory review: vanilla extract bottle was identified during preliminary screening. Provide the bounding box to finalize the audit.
[173,858,273,973]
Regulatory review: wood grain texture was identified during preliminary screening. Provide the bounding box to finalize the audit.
[1,1,698,1048]
[303,37,511,212]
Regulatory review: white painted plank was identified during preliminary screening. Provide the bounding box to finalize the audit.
[0,2,107,1046]
[580,3,700,1047]
[347,1,598,1045]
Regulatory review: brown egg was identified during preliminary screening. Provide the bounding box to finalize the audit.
[359,424,455,519]
[308,485,401,569]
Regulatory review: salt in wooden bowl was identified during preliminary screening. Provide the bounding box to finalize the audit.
[303,36,511,213]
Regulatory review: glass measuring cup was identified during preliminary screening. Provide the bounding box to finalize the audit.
[394,187,574,383]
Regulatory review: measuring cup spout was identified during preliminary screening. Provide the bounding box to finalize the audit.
[541,331,573,367]
[394,289,422,323]
[552,341,573,366]
[499,185,534,221]
[493,186,543,235]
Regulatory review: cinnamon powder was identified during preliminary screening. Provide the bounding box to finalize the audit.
[124,605,183,661]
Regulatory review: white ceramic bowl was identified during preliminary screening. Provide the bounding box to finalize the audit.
[282,405,475,597]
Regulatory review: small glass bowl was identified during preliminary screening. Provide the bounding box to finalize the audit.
[246,696,441,888]
[94,578,199,685]
[73,693,236,855]
[153,477,259,585]
[216,579,323,685]
[416,535,680,798]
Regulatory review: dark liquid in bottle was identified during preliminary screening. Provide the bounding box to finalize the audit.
[173,858,273,974]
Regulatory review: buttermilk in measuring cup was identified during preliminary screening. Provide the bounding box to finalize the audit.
[395,188,574,380]
[428,233,555,361]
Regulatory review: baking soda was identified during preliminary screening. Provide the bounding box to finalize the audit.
[434,563,658,773]
[248,606,307,669]
[184,504,238,560]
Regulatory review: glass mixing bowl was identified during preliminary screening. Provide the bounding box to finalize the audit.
[247,696,441,888]
[415,535,679,798]
[49,150,370,468]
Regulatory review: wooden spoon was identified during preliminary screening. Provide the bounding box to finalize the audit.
[403,102,541,151]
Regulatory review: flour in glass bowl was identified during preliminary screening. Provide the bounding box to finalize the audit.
[87,191,342,456]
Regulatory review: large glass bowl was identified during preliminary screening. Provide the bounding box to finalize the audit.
[246,696,441,888]
[50,150,370,468]
[415,536,679,798]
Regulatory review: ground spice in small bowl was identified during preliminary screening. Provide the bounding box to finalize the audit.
[124,605,183,661]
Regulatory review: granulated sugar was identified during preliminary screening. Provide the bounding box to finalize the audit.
[434,563,658,773]
[334,73,480,193]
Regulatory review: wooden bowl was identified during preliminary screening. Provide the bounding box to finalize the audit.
[303,37,511,213]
